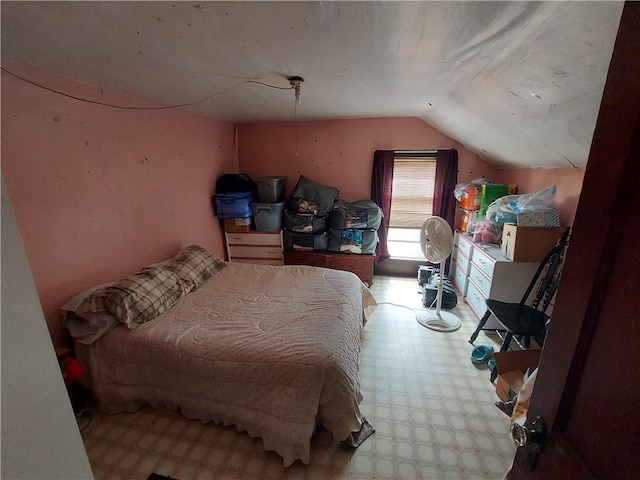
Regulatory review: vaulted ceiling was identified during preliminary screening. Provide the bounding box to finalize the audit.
[1,1,624,169]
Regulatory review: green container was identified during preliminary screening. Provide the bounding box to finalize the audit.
[480,184,517,216]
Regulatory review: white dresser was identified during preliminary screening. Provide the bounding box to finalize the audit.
[225,231,284,265]
[451,231,539,328]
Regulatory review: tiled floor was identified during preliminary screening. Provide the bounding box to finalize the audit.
[80,275,513,479]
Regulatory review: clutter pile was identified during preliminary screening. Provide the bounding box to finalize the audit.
[213,173,383,256]
[284,175,382,255]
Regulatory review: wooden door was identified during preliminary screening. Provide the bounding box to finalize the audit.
[508,3,640,478]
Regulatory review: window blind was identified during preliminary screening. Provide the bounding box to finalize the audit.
[389,158,437,229]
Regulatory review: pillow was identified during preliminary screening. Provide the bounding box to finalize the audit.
[94,267,187,330]
[61,283,119,345]
[163,244,226,292]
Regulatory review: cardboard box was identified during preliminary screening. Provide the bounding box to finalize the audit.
[501,224,565,262]
[224,217,252,233]
[494,349,541,402]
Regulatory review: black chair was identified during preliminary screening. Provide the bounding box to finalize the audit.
[469,228,570,352]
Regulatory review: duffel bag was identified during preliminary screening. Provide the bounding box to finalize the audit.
[328,229,378,255]
[330,199,382,230]
[283,210,329,234]
[289,175,339,218]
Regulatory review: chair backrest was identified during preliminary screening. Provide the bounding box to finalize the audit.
[519,227,571,313]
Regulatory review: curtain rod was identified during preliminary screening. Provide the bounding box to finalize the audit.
[394,150,438,155]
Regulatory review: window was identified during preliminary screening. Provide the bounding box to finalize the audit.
[387,154,437,260]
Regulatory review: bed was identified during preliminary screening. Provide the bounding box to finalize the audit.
[66,245,377,466]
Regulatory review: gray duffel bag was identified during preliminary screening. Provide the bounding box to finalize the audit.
[289,175,339,218]
[330,199,382,230]
[328,229,379,255]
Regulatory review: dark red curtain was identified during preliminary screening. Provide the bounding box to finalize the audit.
[371,149,458,265]
[434,149,458,230]
[371,150,394,263]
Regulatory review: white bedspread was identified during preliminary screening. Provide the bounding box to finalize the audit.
[78,262,376,466]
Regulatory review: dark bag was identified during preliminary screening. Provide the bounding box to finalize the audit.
[422,274,457,309]
[283,230,329,252]
[330,199,382,230]
[289,175,339,218]
[328,229,378,255]
[215,174,256,194]
[283,210,329,234]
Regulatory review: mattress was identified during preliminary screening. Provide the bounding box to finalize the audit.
[76,262,376,466]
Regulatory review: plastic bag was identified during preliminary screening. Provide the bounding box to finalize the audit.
[472,219,502,244]
[509,186,557,213]
[486,186,558,224]
[453,177,491,202]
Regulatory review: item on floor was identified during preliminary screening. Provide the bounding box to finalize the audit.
[289,175,339,218]
[470,344,495,364]
[342,417,375,448]
[495,397,517,417]
[253,176,286,203]
[330,199,382,230]
[422,273,457,309]
[417,265,437,286]
[415,216,461,332]
[147,474,179,480]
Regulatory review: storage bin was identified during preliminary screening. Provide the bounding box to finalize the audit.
[254,176,287,203]
[283,230,329,251]
[283,210,329,234]
[328,229,378,255]
[251,201,285,232]
[213,191,255,219]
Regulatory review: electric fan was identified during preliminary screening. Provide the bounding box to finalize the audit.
[415,216,461,332]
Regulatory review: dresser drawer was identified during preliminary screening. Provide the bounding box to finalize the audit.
[451,260,468,296]
[225,232,282,246]
[455,248,471,277]
[228,245,283,259]
[455,233,474,259]
[468,262,492,298]
[465,280,489,319]
[470,246,495,278]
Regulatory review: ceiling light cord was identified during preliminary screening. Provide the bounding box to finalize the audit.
[1,67,295,111]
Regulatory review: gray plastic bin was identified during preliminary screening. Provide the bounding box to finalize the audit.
[254,176,286,203]
[251,201,285,232]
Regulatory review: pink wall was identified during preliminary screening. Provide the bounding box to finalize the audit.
[237,117,498,202]
[1,60,236,347]
[495,168,585,226]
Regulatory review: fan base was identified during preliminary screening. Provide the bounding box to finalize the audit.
[416,310,461,332]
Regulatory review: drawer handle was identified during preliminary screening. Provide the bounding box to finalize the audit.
[477,258,486,264]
